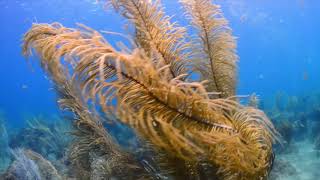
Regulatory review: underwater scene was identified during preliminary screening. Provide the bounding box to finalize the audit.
[0,0,319,179]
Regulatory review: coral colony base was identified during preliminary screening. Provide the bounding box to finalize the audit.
[3,0,318,179]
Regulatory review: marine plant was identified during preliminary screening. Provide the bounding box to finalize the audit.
[275,119,294,153]
[22,0,278,179]
[0,114,11,173]
[23,23,154,180]
[2,149,42,180]
[2,148,65,180]
[9,116,72,160]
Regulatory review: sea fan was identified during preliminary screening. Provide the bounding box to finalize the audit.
[22,0,278,179]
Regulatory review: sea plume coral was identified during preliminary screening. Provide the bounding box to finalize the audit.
[105,0,192,79]
[23,23,154,179]
[181,0,238,98]
[22,0,278,179]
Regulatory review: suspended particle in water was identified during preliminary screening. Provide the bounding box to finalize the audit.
[21,84,28,89]
[258,74,264,79]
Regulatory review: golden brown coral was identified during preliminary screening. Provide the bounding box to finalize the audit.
[106,0,192,79]
[21,0,281,179]
[23,23,153,179]
[181,0,238,98]
[23,19,277,179]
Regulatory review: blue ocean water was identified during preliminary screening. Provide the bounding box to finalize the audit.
[0,0,319,179]
[0,0,319,124]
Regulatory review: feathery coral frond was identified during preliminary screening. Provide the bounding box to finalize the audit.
[23,23,152,179]
[23,22,277,179]
[181,0,238,98]
[105,0,191,79]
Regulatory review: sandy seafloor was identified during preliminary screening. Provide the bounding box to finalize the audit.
[271,140,320,180]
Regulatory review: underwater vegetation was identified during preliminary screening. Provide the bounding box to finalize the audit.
[0,0,281,179]
[9,116,72,161]
[7,115,73,176]
[264,92,320,148]
[3,149,42,180]
[2,148,63,180]
[0,114,11,173]
[0,115,73,179]
[258,92,320,179]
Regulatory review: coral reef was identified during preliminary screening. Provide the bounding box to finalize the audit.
[312,107,320,156]
[261,92,320,179]
[9,116,72,160]
[20,0,279,179]
[23,149,62,179]
[265,92,320,150]
[0,114,11,173]
[2,149,42,180]
[277,120,294,145]
[2,149,62,180]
